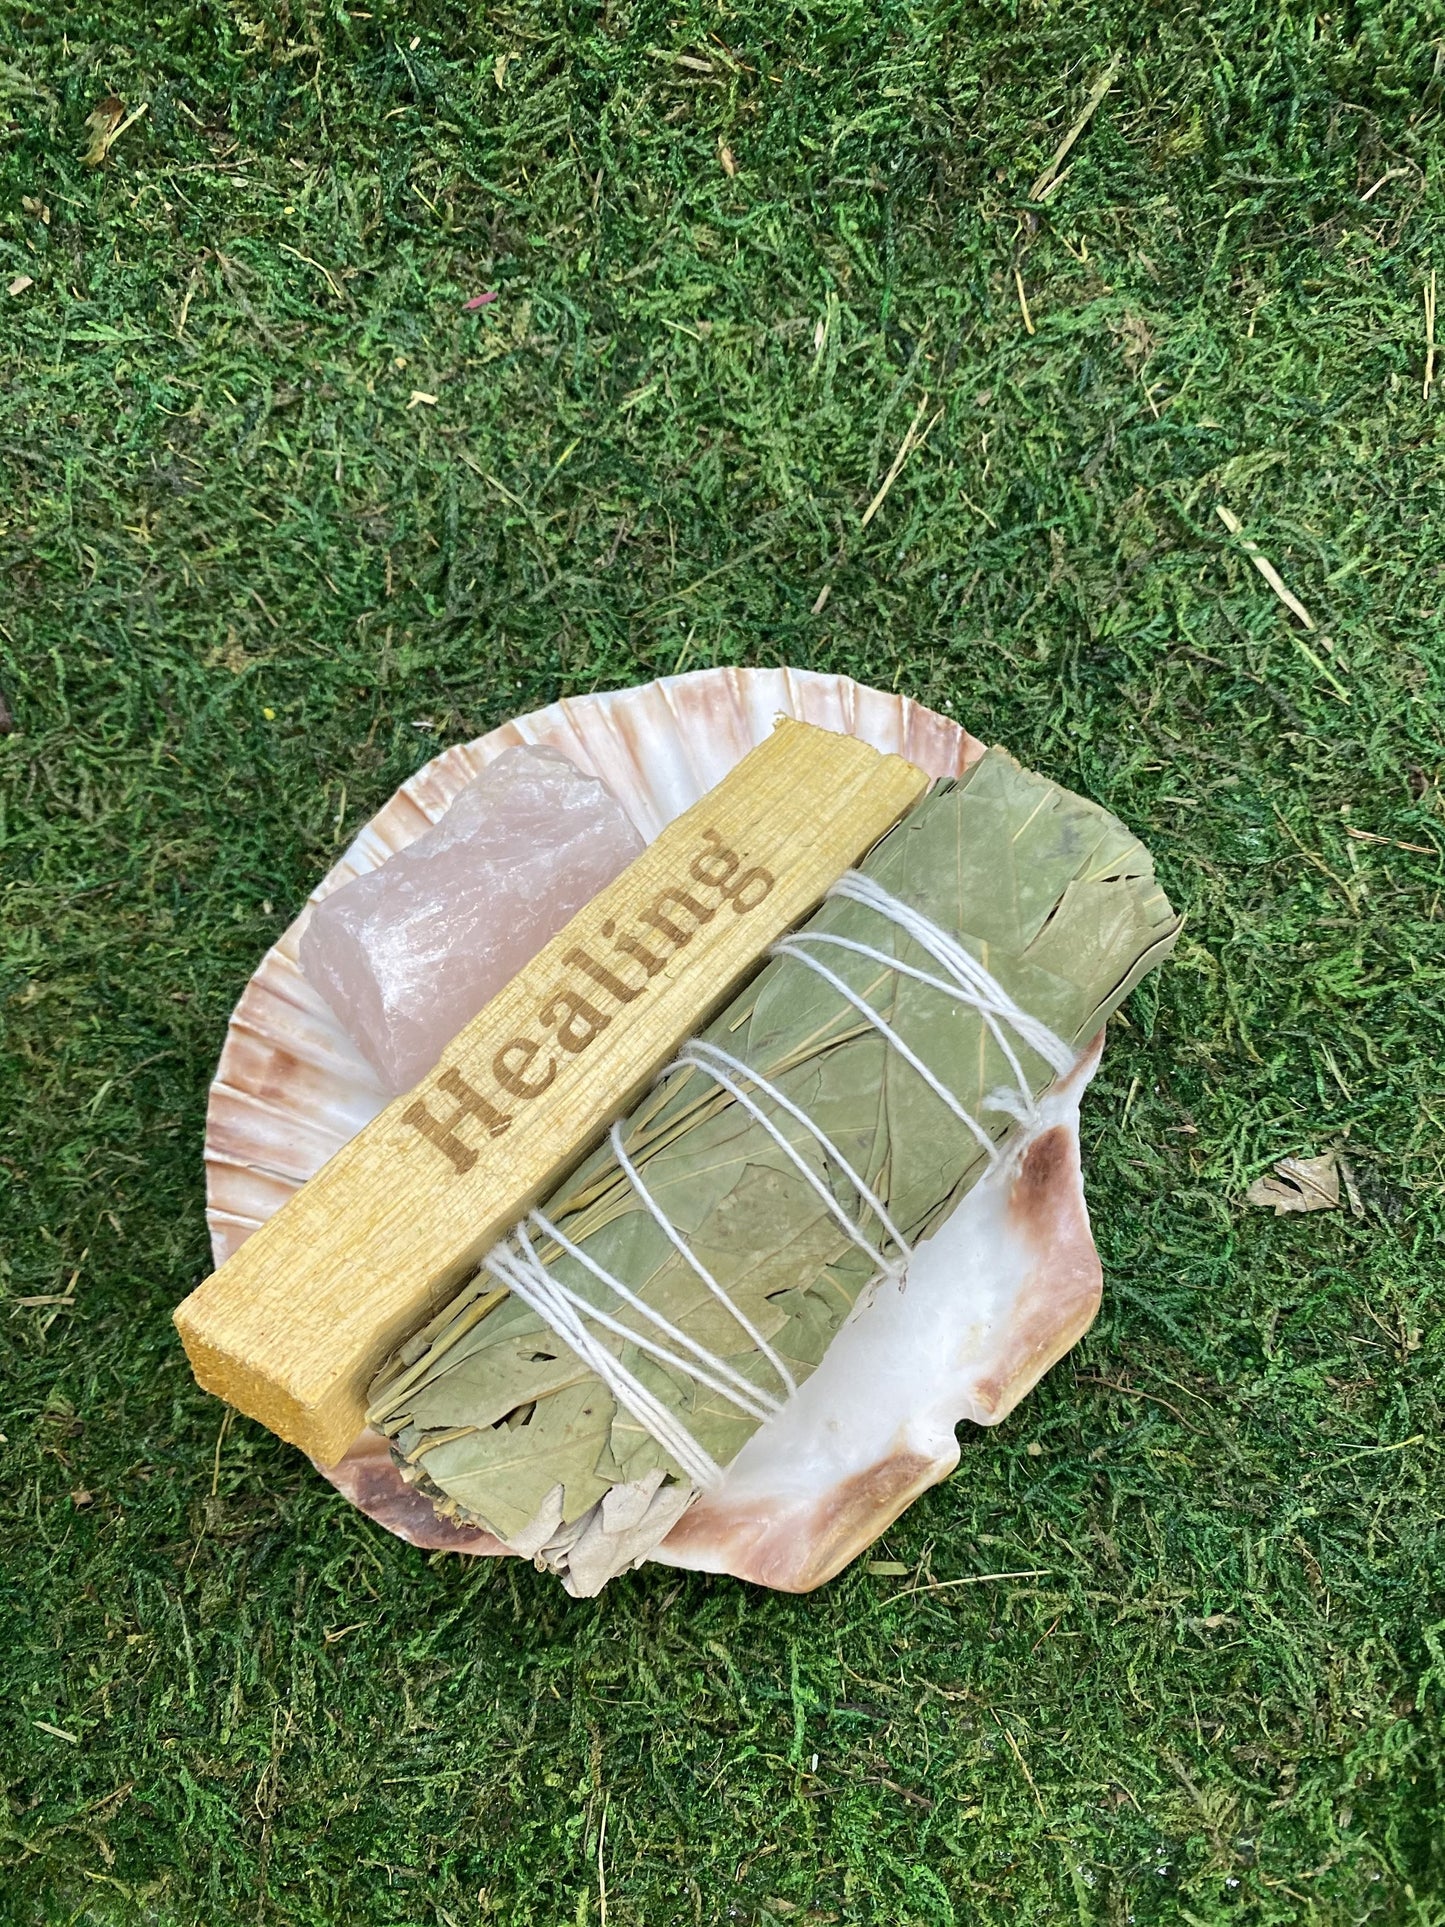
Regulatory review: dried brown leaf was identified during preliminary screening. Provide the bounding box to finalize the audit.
[1245,1152,1341,1215]
[718,139,737,177]
[83,96,125,166]
[83,96,146,167]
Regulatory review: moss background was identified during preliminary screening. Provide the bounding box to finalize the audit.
[2,2,1443,1922]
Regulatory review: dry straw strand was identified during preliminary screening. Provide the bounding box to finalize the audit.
[1215,504,1316,629]
[1425,269,1437,402]
[1028,53,1123,202]
[1013,265,1036,336]
[860,395,941,527]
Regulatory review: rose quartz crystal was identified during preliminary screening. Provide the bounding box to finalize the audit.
[300,745,645,1094]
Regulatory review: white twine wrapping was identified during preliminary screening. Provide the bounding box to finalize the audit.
[481,872,1076,1489]
[609,1119,798,1401]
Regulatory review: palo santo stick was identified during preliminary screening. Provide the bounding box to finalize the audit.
[175,720,930,1465]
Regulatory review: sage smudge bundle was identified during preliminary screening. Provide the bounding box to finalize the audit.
[369,748,1179,1592]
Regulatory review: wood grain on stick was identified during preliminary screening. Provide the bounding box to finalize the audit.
[175,720,930,1465]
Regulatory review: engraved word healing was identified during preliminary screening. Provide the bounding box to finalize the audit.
[401,827,775,1173]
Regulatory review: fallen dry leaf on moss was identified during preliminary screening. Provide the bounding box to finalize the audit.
[83,96,147,167]
[83,97,125,165]
[1246,1152,1341,1215]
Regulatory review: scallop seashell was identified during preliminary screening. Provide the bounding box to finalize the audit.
[205,668,1105,1583]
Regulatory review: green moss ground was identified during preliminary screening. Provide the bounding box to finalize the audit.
[2,3,1444,1921]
